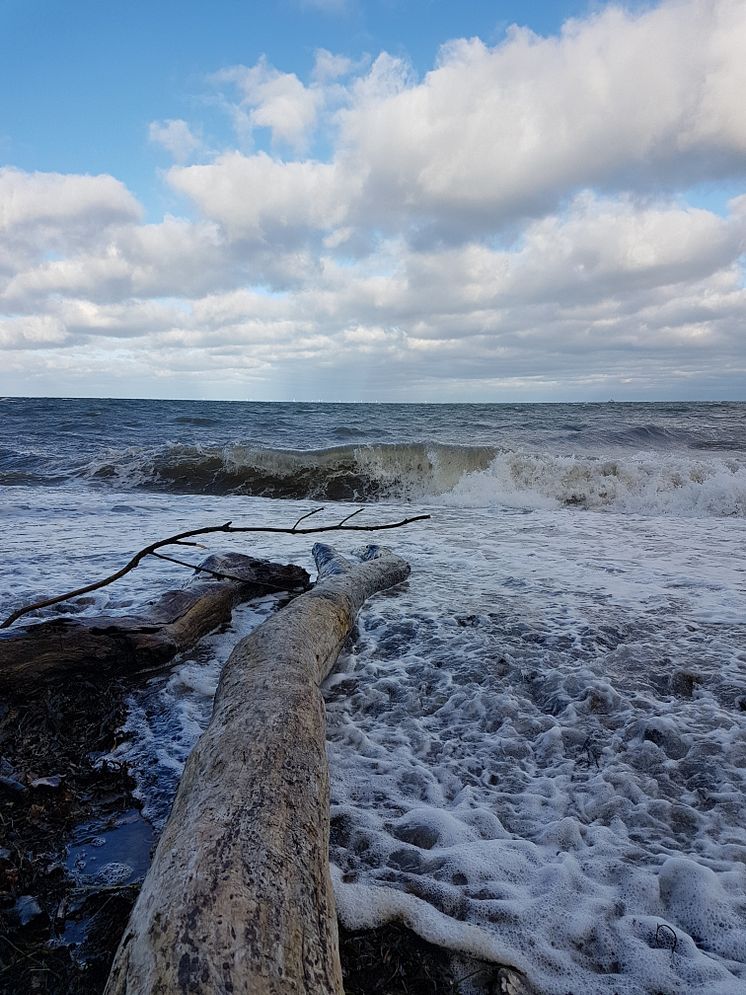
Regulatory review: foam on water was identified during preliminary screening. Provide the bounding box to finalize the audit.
[442,451,746,517]
[318,508,746,993]
[2,482,746,993]
[114,594,287,828]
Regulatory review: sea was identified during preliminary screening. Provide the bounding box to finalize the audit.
[1,397,745,994]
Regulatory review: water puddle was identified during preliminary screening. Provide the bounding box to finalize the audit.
[61,808,154,950]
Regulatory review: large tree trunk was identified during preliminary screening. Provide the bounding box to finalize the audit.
[0,553,309,689]
[105,543,411,995]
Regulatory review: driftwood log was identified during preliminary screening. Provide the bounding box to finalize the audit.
[0,553,309,689]
[105,543,411,995]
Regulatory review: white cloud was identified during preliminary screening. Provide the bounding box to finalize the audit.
[335,0,746,232]
[5,186,744,395]
[0,313,67,348]
[148,119,204,163]
[312,49,355,82]
[213,59,322,151]
[0,168,141,265]
[4,0,746,399]
[165,0,746,248]
[167,152,354,241]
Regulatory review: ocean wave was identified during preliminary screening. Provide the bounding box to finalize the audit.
[173,416,220,427]
[443,451,746,517]
[4,441,740,517]
[605,423,691,446]
[79,442,498,502]
[0,448,68,487]
[562,422,703,450]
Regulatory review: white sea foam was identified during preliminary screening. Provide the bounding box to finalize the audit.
[441,451,746,517]
[2,486,745,993]
[321,506,746,993]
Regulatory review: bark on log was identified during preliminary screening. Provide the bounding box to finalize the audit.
[105,543,411,995]
[0,554,309,689]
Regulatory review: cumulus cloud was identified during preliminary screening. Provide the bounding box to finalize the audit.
[3,182,745,396]
[0,313,68,348]
[166,151,354,243]
[172,0,746,243]
[0,168,141,271]
[213,59,323,151]
[3,0,746,399]
[344,0,746,231]
[312,49,355,82]
[1,217,239,308]
[148,119,204,163]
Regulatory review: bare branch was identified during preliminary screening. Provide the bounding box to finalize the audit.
[148,551,250,581]
[337,507,364,527]
[1,512,429,629]
[149,551,306,593]
[292,507,325,530]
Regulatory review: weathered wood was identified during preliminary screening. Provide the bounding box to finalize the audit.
[0,553,310,689]
[105,543,411,995]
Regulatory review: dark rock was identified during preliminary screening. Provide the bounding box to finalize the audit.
[670,670,700,698]
[388,847,424,873]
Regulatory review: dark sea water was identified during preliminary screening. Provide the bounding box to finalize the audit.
[2,398,746,994]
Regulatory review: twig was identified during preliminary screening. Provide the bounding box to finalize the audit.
[1,512,429,629]
[292,507,325,530]
[655,923,678,961]
[580,734,602,769]
[338,507,364,527]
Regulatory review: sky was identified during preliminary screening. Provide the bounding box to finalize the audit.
[1,0,745,402]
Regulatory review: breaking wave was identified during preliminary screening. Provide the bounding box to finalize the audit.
[3,440,743,517]
[444,451,746,518]
[80,442,498,502]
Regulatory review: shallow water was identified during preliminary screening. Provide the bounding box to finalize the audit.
[2,399,746,993]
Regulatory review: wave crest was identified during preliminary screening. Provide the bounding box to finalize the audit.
[81,442,497,502]
[12,442,742,517]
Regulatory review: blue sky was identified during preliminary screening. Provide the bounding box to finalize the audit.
[1,0,745,401]
[2,0,595,197]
